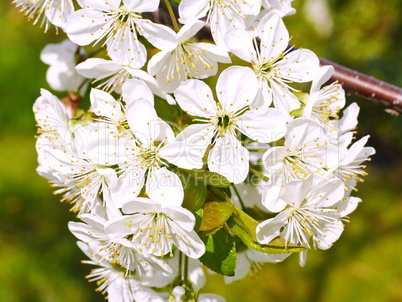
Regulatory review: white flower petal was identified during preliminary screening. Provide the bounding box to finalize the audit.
[310,65,334,93]
[315,220,344,250]
[159,141,204,170]
[208,133,249,184]
[275,49,320,83]
[338,102,360,134]
[124,0,159,12]
[225,28,256,63]
[257,13,289,61]
[81,0,120,11]
[45,0,75,28]
[216,66,258,112]
[122,79,154,105]
[111,168,146,208]
[75,58,122,78]
[90,88,125,122]
[197,42,232,64]
[106,26,147,68]
[146,167,184,207]
[270,80,301,120]
[66,9,112,46]
[178,0,210,23]
[126,99,160,146]
[174,80,217,117]
[178,20,205,43]
[256,211,289,244]
[238,108,287,143]
[135,19,178,51]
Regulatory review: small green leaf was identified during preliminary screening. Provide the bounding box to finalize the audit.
[199,201,233,235]
[178,171,207,212]
[180,169,231,188]
[199,228,236,276]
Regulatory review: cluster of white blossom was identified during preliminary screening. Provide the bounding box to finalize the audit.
[20,0,375,301]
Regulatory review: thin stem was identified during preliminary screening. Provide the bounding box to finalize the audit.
[183,255,189,283]
[249,167,269,182]
[163,0,180,32]
[178,251,183,281]
[231,183,247,211]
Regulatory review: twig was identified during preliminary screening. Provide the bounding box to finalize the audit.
[319,58,402,114]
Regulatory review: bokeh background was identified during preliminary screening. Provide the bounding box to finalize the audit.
[1,0,402,301]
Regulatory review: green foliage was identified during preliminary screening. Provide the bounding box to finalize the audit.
[178,170,208,212]
[199,200,233,235]
[199,228,237,276]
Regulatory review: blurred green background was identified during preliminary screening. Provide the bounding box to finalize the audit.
[1,1,402,301]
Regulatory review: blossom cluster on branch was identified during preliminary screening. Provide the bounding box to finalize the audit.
[16,0,375,301]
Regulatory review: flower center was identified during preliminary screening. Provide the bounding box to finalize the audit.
[140,147,160,167]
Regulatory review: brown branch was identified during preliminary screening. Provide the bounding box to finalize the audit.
[319,58,402,114]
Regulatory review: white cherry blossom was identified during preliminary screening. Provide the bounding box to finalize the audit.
[256,175,345,266]
[178,0,262,48]
[332,134,375,192]
[13,0,74,32]
[40,40,85,94]
[225,12,320,119]
[76,241,167,302]
[69,213,174,277]
[75,57,174,103]
[106,198,206,259]
[111,98,200,207]
[262,118,339,212]
[303,65,346,130]
[66,0,177,67]
[148,21,231,93]
[33,89,73,143]
[175,66,287,184]
[262,0,295,17]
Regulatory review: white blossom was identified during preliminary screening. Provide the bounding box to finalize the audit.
[225,12,320,119]
[105,198,206,259]
[66,0,177,67]
[76,241,167,302]
[13,0,74,31]
[148,21,231,93]
[303,65,346,129]
[256,175,345,266]
[262,118,339,212]
[179,0,262,48]
[75,57,174,103]
[40,40,85,94]
[175,66,287,184]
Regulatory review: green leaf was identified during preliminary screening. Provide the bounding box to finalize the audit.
[177,170,207,213]
[199,228,236,276]
[179,169,231,188]
[199,201,233,235]
[227,218,304,254]
[221,191,305,254]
